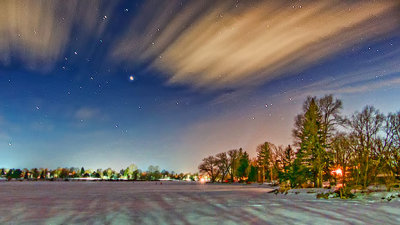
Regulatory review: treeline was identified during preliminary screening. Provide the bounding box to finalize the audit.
[199,94,400,190]
[0,164,198,181]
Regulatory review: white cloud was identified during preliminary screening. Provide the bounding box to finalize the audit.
[112,0,399,90]
[0,1,115,71]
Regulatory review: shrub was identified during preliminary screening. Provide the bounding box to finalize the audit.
[335,186,355,199]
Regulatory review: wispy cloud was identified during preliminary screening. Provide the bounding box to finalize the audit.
[112,0,399,89]
[1,0,398,91]
[0,1,114,71]
[74,107,100,120]
[328,75,400,95]
[289,48,400,98]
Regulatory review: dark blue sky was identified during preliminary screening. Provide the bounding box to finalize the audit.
[0,0,399,172]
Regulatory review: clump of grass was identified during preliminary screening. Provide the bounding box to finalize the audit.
[279,183,291,195]
[335,186,355,199]
[316,186,355,199]
[316,193,329,199]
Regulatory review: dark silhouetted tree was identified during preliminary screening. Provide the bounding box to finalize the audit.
[216,152,230,182]
[199,156,219,182]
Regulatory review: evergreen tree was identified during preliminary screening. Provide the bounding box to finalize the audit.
[80,167,85,177]
[257,142,273,182]
[298,98,326,188]
[237,151,249,182]
[248,165,258,182]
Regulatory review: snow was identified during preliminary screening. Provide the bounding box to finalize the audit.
[0,182,399,224]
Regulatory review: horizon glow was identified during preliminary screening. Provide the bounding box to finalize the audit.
[0,0,399,172]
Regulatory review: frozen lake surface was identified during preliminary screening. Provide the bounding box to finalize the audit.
[0,181,399,225]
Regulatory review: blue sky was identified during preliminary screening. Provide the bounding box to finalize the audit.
[0,0,399,172]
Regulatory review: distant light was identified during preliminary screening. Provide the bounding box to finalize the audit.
[129,75,135,82]
[200,178,206,184]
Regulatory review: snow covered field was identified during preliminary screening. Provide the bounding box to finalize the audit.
[0,182,399,225]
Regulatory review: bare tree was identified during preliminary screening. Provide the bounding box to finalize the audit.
[388,112,400,176]
[198,156,220,182]
[318,94,343,149]
[378,112,400,188]
[216,152,230,183]
[227,149,239,182]
[331,133,353,187]
[348,106,384,188]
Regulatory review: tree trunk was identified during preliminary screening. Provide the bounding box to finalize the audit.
[364,155,369,188]
[319,170,323,188]
[261,167,265,183]
[270,167,273,182]
[342,166,346,187]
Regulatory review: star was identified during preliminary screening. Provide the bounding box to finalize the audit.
[129,75,135,82]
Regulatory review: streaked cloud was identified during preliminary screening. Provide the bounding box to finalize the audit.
[0,0,113,71]
[288,47,400,98]
[334,76,400,94]
[112,0,399,89]
[1,0,398,90]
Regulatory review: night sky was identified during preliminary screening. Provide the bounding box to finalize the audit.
[0,0,399,172]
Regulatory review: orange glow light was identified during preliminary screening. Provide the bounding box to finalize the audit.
[331,168,343,176]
